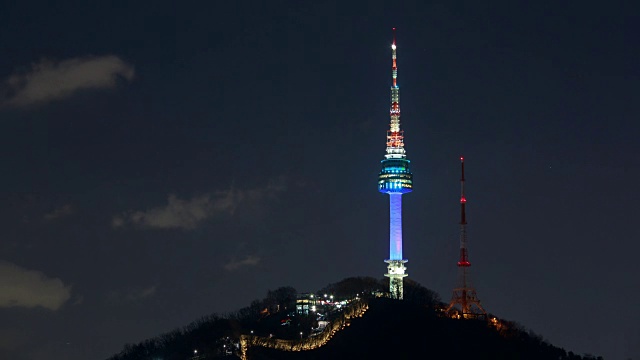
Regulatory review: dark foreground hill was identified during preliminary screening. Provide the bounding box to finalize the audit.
[249,297,595,360]
[107,277,602,360]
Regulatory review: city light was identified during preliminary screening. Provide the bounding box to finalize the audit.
[239,300,370,359]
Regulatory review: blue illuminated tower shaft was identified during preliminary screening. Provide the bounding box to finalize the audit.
[389,194,403,259]
[378,28,413,300]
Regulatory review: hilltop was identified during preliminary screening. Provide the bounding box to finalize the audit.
[107,277,603,360]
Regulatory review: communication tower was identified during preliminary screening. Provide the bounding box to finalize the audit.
[445,157,486,318]
[377,28,413,300]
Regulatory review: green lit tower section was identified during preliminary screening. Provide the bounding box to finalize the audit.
[378,28,413,300]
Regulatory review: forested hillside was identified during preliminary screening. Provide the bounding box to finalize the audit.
[107,277,602,360]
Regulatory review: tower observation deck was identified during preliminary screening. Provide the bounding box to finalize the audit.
[378,28,413,300]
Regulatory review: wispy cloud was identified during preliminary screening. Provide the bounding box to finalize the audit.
[224,255,261,271]
[0,261,71,310]
[43,204,73,221]
[113,192,232,230]
[113,179,286,230]
[128,285,157,300]
[107,285,157,303]
[1,55,134,107]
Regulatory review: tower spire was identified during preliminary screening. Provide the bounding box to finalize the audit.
[391,27,397,87]
[386,27,405,160]
[446,157,486,318]
[378,28,413,300]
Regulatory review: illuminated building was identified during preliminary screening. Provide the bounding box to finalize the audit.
[296,293,317,315]
[378,28,413,300]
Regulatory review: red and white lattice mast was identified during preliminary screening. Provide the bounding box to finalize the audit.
[445,157,486,318]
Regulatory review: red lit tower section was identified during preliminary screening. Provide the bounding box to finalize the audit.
[445,157,486,318]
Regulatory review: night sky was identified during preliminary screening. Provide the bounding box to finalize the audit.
[1,2,638,359]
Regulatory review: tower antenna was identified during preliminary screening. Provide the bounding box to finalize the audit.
[378,28,413,299]
[446,157,486,318]
[392,27,397,46]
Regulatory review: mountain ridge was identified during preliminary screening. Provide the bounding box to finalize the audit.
[107,277,603,360]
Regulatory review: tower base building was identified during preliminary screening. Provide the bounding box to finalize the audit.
[385,259,408,299]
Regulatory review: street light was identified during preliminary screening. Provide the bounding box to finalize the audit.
[300,331,303,340]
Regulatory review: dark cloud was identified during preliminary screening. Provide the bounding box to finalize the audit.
[107,285,157,303]
[1,55,134,107]
[0,261,71,311]
[112,180,286,230]
[113,193,220,230]
[43,204,73,221]
[223,255,261,271]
